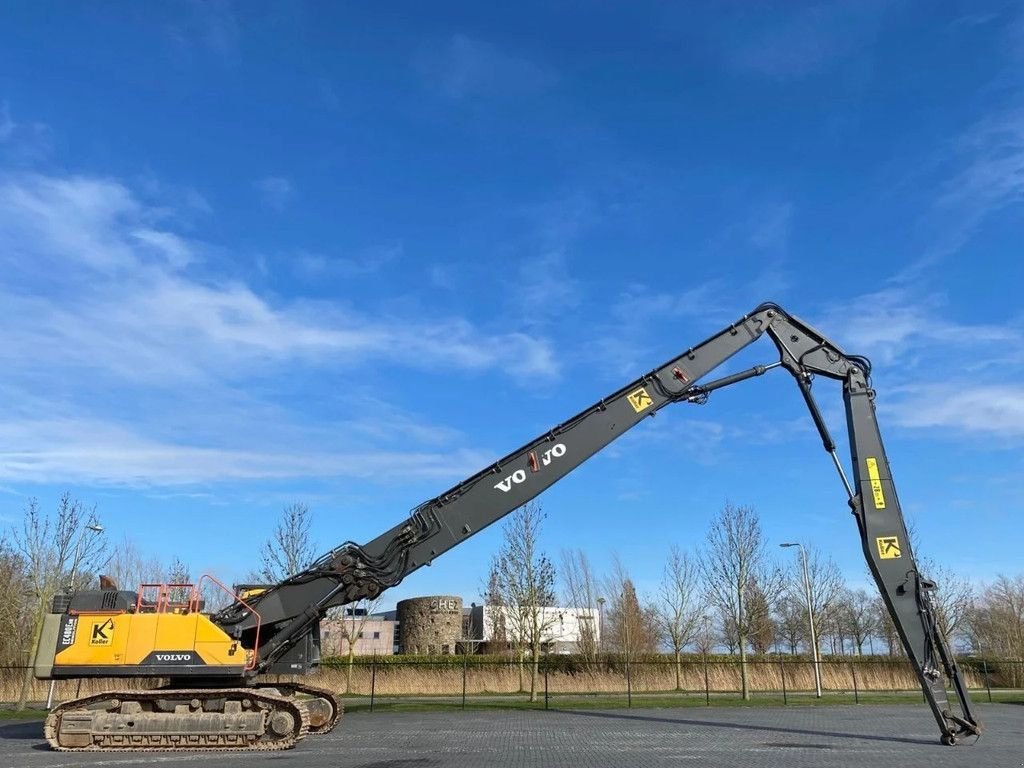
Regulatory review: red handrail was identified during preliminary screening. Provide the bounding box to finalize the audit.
[196,573,262,671]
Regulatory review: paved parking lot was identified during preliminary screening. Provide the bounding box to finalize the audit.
[0,704,1019,768]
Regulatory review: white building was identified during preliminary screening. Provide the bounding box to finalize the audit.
[468,605,600,654]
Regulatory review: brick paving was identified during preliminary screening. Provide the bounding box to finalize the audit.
[0,703,1018,768]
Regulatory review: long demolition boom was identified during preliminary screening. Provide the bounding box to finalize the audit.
[216,301,982,744]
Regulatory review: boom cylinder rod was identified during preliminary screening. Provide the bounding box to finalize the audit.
[792,371,856,500]
[795,374,835,452]
[683,361,781,400]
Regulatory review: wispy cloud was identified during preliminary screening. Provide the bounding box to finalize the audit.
[506,196,588,326]
[416,34,557,100]
[0,101,53,164]
[254,176,294,212]
[294,242,402,281]
[0,173,558,383]
[928,109,1024,258]
[819,287,1019,366]
[747,201,794,251]
[0,416,492,486]
[0,171,559,487]
[818,284,1024,441]
[728,1,889,80]
[165,0,241,67]
[886,384,1024,438]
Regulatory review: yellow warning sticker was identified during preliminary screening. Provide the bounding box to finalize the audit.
[865,457,886,509]
[876,536,901,560]
[626,387,653,413]
[88,618,114,646]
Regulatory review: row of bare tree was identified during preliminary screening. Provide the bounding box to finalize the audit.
[483,501,1024,701]
[2,494,1021,707]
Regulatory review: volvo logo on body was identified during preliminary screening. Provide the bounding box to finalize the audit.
[493,443,566,493]
[155,653,193,662]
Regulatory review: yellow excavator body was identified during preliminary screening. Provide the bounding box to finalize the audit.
[35,610,246,678]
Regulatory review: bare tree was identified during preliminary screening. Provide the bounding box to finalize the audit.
[699,503,781,699]
[604,556,659,657]
[717,606,739,655]
[0,535,31,667]
[782,544,843,658]
[905,518,973,644]
[334,597,384,692]
[560,548,601,661]
[12,494,107,710]
[482,561,508,650]
[969,575,1024,680]
[873,593,901,656]
[258,502,317,582]
[775,595,807,655]
[654,545,705,689]
[745,577,775,654]
[105,535,163,592]
[839,588,878,655]
[164,556,192,604]
[694,614,716,655]
[923,561,974,642]
[490,502,557,702]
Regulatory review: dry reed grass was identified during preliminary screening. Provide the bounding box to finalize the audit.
[304,659,984,696]
[0,660,986,704]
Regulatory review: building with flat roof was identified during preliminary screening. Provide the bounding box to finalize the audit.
[468,605,600,654]
[320,616,397,657]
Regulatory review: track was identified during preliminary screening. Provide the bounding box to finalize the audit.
[44,687,310,752]
[254,681,343,734]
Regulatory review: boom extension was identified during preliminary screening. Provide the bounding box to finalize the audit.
[216,302,981,744]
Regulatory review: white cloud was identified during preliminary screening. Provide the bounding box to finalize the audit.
[0,170,560,487]
[886,385,1024,437]
[0,171,557,383]
[816,284,1024,441]
[294,242,402,280]
[929,109,1024,257]
[819,287,1018,366]
[0,416,491,487]
[0,173,149,272]
[417,34,557,100]
[253,176,294,212]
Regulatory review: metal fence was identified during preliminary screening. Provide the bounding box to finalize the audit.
[4,657,1020,711]
[307,656,1021,711]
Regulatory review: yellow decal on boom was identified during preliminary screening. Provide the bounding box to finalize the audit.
[865,457,886,509]
[876,536,901,560]
[88,618,114,646]
[627,387,653,413]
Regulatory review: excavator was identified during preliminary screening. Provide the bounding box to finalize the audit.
[32,301,983,750]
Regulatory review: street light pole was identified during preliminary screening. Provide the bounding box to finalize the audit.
[596,597,605,655]
[780,542,822,698]
[47,522,104,710]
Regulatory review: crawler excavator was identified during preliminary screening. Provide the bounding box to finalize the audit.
[32,302,983,751]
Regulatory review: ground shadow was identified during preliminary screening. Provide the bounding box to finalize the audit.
[0,720,44,741]
[551,708,937,747]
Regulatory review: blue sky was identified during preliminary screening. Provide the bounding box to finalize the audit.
[1,2,1022,607]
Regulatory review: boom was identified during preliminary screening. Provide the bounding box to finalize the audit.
[215,301,981,744]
